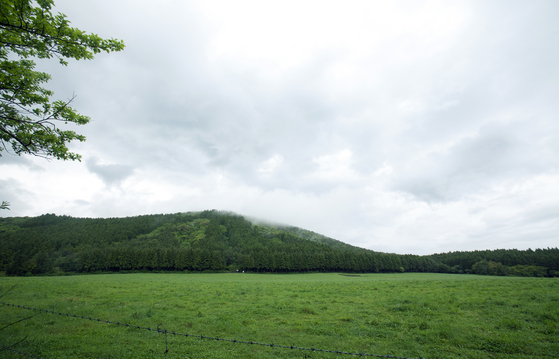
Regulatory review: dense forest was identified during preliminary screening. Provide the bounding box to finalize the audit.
[0,210,557,277]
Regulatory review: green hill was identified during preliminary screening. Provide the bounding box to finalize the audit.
[0,210,406,275]
[0,210,557,277]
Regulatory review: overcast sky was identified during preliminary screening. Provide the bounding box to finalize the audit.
[1,0,558,255]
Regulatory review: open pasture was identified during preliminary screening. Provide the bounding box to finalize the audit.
[0,273,557,358]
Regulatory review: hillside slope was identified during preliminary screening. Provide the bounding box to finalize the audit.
[1,210,557,276]
[0,210,407,275]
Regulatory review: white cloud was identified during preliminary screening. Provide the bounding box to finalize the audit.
[311,149,355,182]
[258,154,284,176]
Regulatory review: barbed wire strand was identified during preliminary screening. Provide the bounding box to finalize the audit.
[0,313,40,332]
[0,284,17,300]
[2,302,423,359]
[0,345,42,359]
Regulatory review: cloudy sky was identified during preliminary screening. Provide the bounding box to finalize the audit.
[1,0,558,255]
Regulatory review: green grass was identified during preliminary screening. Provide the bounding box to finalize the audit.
[0,273,557,358]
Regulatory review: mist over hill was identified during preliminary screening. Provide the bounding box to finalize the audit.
[0,210,557,277]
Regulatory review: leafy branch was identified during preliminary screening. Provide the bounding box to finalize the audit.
[0,0,124,209]
[0,0,124,161]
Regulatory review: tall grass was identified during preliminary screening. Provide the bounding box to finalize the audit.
[1,273,557,358]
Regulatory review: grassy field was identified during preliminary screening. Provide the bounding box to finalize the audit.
[0,272,557,358]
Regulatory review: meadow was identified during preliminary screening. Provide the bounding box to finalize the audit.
[0,273,557,359]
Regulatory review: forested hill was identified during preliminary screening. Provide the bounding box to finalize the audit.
[0,210,557,277]
[0,210,405,275]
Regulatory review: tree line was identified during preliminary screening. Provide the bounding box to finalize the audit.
[427,247,559,277]
[0,211,557,277]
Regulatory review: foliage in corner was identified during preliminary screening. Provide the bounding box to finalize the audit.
[0,0,125,161]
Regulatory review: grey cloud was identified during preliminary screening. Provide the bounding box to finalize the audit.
[0,153,46,171]
[73,199,90,206]
[392,118,558,202]
[382,0,559,204]
[86,157,134,186]
[521,205,559,226]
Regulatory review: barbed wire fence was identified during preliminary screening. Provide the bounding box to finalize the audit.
[0,301,424,359]
[1,345,42,359]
